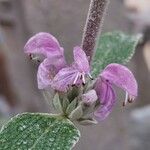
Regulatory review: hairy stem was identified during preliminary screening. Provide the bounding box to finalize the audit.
[81,0,109,63]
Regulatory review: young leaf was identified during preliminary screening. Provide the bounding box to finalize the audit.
[69,105,83,120]
[62,97,70,112]
[42,90,54,106]
[53,93,63,113]
[78,118,98,126]
[66,98,77,115]
[92,31,142,77]
[82,102,96,117]
[0,113,80,150]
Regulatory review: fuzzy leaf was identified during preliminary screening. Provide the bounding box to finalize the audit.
[66,98,77,115]
[78,118,98,126]
[53,93,63,113]
[62,97,70,112]
[69,105,83,120]
[82,102,96,117]
[42,90,54,106]
[0,113,80,150]
[92,31,142,76]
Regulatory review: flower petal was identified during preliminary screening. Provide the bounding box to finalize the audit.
[82,90,98,105]
[94,79,116,121]
[100,63,138,97]
[51,67,80,92]
[24,32,62,58]
[73,46,90,73]
[37,58,66,89]
[37,59,55,89]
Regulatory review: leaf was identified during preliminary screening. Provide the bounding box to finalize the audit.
[69,105,83,120]
[0,113,80,150]
[42,90,54,107]
[42,90,54,102]
[0,118,7,129]
[66,98,77,115]
[78,118,98,126]
[62,97,70,112]
[92,31,142,77]
[82,102,96,117]
[53,93,63,113]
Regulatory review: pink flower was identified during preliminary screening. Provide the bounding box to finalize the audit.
[82,90,98,105]
[94,63,138,121]
[24,32,138,122]
[51,47,92,92]
[24,32,64,59]
[24,33,92,91]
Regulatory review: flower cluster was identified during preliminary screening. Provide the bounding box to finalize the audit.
[24,32,138,122]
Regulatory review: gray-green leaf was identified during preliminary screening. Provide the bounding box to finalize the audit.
[78,118,98,126]
[53,93,63,113]
[69,105,83,120]
[0,113,80,150]
[66,98,77,115]
[62,97,70,112]
[92,31,142,76]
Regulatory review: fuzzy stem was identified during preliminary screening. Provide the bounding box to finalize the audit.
[81,0,109,63]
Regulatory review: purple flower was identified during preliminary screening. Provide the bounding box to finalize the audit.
[24,33,92,91]
[51,47,92,92]
[82,90,98,105]
[24,32,64,59]
[24,33,138,121]
[94,63,138,121]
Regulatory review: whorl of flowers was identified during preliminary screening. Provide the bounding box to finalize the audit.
[24,32,138,123]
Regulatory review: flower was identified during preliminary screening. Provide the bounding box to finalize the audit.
[82,90,98,105]
[94,63,138,121]
[24,32,92,91]
[51,46,92,92]
[24,32,64,59]
[24,33,138,122]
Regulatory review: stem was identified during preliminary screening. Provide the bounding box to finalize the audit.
[81,0,109,63]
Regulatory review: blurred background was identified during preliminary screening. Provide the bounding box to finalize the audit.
[0,0,150,149]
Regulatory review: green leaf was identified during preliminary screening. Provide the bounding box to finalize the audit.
[62,97,70,112]
[42,90,54,106]
[92,31,142,76]
[69,105,83,120]
[53,93,63,113]
[0,113,80,150]
[82,102,96,117]
[78,118,98,126]
[66,98,77,115]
